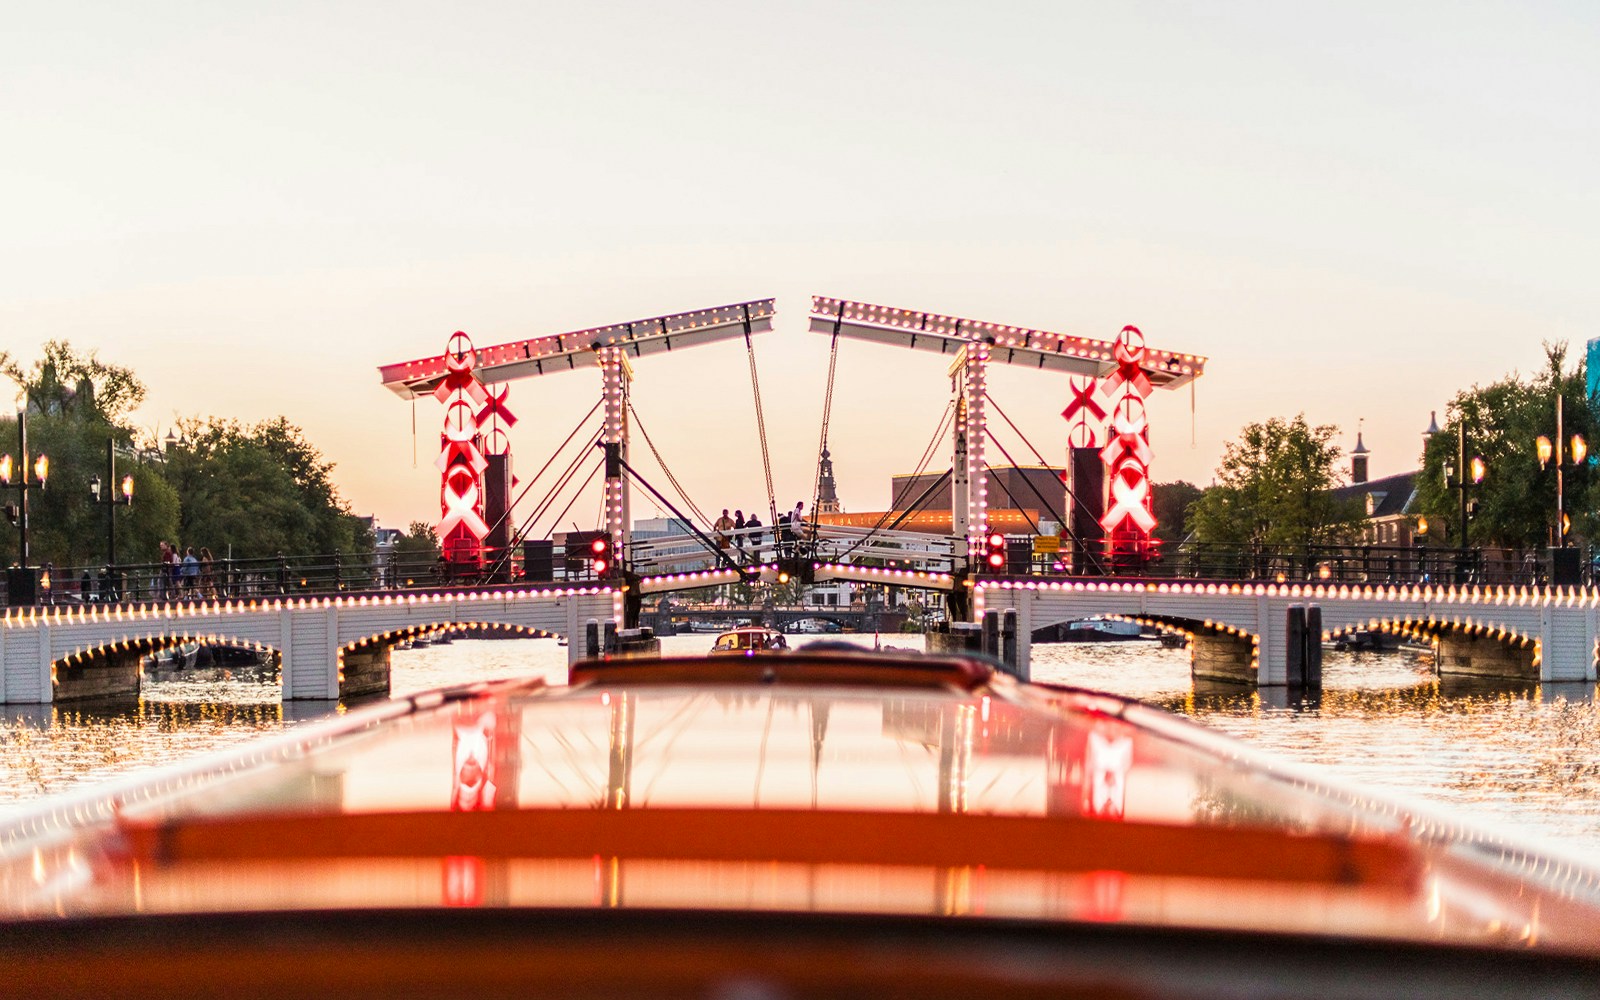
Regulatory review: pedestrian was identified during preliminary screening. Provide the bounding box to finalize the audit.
[199,547,215,597]
[713,509,734,551]
[277,552,290,594]
[746,514,763,559]
[181,547,200,595]
[159,541,178,600]
[788,501,807,555]
[733,510,746,559]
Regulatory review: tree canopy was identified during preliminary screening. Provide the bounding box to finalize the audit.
[0,340,146,423]
[1414,343,1594,548]
[1187,415,1363,550]
[0,343,372,572]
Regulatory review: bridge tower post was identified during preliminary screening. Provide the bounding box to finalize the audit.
[599,347,632,571]
[950,341,990,597]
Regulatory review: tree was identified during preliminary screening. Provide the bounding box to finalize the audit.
[0,341,146,423]
[391,521,441,583]
[0,412,180,570]
[1414,343,1594,548]
[1188,415,1363,550]
[154,416,372,561]
[1151,481,1203,543]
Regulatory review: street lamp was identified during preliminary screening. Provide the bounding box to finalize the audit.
[1444,425,1486,582]
[89,439,135,601]
[1,408,50,605]
[1535,394,1587,586]
[1535,400,1586,547]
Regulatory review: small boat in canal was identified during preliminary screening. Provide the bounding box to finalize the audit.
[0,644,1597,997]
[708,625,788,654]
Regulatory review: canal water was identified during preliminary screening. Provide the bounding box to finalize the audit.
[1,634,1597,854]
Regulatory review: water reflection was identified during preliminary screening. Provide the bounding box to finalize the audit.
[0,633,1595,851]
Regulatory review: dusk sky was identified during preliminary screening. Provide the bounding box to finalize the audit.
[5,1,1597,534]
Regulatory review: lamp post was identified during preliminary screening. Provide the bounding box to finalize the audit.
[1536,394,1586,586]
[89,439,134,601]
[1444,425,1485,582]
[1535,396,1587,547]
[1,408,50,606]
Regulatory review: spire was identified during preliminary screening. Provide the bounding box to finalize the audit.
[1424,410,1440,438]
[1352,418,1369,485]
[816,445,842,514]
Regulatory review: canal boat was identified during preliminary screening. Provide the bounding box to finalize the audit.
[708,625,788,654]
[0,646,1597,998]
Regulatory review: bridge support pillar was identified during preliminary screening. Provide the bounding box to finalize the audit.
[1191,632,1256,686]
[54,648,143,703]
[1437,633,1537,681]
[340,643,392,700]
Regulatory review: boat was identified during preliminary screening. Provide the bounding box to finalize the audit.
[1,645,1598,997]
[1035,618,1153,643]
[687,620,726,633]
[708,625,788,654]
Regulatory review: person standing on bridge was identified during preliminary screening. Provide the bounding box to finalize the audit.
[159,541,177,600]
[713,509,734,552]
[733,510,746,561]
[181,547,200,595]
[789,501,807,557]
[746,513,763,559]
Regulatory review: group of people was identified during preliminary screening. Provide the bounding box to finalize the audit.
[713,502,812,561]
[157,541,217,598]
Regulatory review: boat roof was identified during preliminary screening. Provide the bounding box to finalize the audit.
[2,648,1598,995]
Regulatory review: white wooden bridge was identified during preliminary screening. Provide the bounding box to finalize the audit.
[0,571,1595,705]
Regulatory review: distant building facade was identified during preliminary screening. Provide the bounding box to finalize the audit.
[1326,420,1429,546]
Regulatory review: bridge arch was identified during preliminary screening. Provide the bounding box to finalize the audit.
[338,619,566,697]
[1326,613,1542,679]
[53,628,283,703]
[1024,604,1262,686]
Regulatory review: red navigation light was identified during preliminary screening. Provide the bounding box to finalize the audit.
[590,535,612,578]
[985,531,1006,571]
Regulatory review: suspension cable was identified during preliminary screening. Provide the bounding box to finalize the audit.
[983,391,1103,572]
[480,400,602,545]
[983,463,1044,537]
[742,303,780,530]
[811,320,842,519]
[540,457,603,543]
[525,429,604,538]
[831,400,955,562]
[628,401,711,527]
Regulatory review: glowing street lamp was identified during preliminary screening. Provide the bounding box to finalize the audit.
[1537,397,1586,548]
[89,440,136,602]
[2,409,50,605]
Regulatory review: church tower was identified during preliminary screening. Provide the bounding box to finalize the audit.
[816,447,842,514]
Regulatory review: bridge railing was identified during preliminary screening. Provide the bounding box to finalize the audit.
[9,538,1591,608]
[2,544,616,608]
[1012,542,1594,589]
[626,523,957,575]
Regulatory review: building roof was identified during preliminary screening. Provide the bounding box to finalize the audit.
[1329,470,1419,520]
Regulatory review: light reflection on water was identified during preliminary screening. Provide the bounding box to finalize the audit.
[0,632,1596,853]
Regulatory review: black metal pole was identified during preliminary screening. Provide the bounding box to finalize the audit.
[1458,426,1468,550]
[16,409,29,568]
[105,438,116,571]
[1556,394,1566,546]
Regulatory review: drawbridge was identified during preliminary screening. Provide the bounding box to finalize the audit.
[377,295,1206,616]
